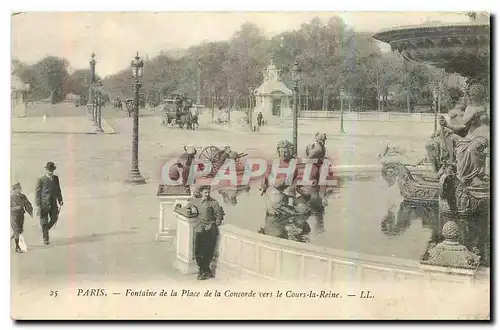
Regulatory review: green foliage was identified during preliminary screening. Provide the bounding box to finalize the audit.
[13,16,465,110]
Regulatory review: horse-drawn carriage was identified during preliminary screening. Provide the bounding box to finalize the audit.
[161,96,198,130]
[113,98,123,111]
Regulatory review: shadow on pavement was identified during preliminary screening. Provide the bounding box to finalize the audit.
[26,230,138,250]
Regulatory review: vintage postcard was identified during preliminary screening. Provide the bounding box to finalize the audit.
[10,11,490,320]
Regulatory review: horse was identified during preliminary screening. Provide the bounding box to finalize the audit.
[177,111,194,130]
[125,100,134,117]
[190,107,200,130]
[113,99,123,111]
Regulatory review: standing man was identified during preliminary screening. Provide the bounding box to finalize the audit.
[35,162,64,245]
[11,182,33,253]
[257,112,264,131]
[190,185,225,280]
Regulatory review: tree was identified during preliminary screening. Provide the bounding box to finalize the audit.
[32,56,70,103]
[66,69,102,99]
[365,52,402,111]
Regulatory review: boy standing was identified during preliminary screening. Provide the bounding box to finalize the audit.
[191,185,225,280]
[10,182,33,253]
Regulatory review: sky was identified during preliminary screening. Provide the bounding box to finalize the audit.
[11,11,470,77]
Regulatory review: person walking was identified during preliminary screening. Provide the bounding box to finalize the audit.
[10,182,33,253]
[190,185,225,280]
[257,112,264,131]
[35,162,64,245]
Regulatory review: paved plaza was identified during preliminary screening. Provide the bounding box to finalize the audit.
[11,116,115,134]
[10,105,434,287]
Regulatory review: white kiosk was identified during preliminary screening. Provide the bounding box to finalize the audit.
[253,61,293,126]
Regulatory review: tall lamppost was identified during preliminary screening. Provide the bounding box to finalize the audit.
[94,79,104,133]
[196,58,202,105]
[340,88,345,133]
[87,53,96,120]
[211,86,215,122]
[227,84,232,123]
[291,61,301,157]
[126,52,146,184]
[248,86,254,130]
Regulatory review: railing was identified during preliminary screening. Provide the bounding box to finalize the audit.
[299,111,438,122]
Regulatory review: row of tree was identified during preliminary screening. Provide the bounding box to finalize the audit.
[12,57,106,104]
[12,15,467,112]
[102,16,464,112]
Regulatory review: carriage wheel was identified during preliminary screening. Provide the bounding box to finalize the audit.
[199,146,220,175]
[211,152,224,173]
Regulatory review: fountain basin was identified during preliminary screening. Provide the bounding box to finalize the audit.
[215,224,489,284]
[373,21,490,78]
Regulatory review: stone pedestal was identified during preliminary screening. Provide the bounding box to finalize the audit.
[420,220,481,278]
[173,204,199,275]
[156,185,191,243]
[87,102,93,117]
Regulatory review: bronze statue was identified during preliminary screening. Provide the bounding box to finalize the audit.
[305,132,327,160]
[299,132,329,231]
[260,140,298,213]
[424,97,467,174]
[168,145,197,185]
[440,83,490,187]
[259,140,304,239]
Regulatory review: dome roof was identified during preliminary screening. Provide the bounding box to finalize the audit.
[255,79,293,96]
[255,61,293,96]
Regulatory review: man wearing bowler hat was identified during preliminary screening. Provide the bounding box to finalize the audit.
[35,162,64,245]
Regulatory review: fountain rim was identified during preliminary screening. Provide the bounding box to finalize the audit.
[372,21,490,44]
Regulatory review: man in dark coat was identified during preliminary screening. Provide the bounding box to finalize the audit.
[11,182,33,253]
[257,112,264,131]
[35,162,64,245]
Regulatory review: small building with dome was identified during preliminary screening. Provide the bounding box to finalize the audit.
[11,73,29,117]
[253,61,293,124]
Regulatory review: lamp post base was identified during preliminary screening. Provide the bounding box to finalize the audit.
[95,126,104,133]
[87,103,93,118]
[126,169,146,184]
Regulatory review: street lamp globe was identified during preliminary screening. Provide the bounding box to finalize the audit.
[90,52,96,66]
[131,52,144,78]
[291,61,301,84]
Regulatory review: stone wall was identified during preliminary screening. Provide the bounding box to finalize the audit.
[216,224,489,285]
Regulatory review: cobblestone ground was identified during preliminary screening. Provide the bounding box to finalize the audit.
[11,104,432,286]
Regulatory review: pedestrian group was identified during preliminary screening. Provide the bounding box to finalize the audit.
[11,161,64,253]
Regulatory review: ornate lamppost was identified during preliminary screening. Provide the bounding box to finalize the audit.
[196,58,202,105]
[227,84,232,123]
[248,86,254,130]
[291,61,301,157]
[87,53,96,120]
[126,52,146,184]
[94,79,104,133]
[340,88,346,134]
